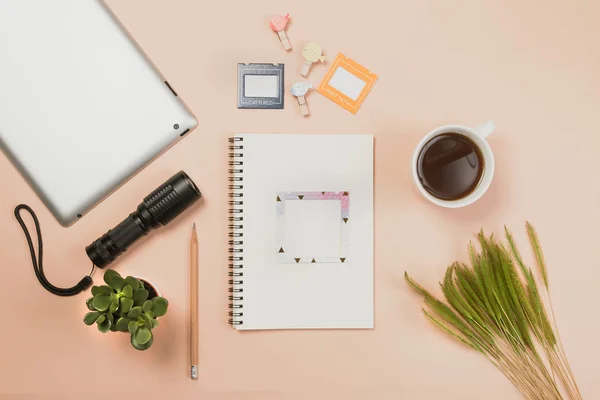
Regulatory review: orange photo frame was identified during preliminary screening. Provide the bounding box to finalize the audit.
[317,53,378,114]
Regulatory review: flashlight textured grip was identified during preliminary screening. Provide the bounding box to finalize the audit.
[86,171,201,268]
[144,173,199,225]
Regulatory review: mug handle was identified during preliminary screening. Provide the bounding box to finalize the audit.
[475,120,495,139]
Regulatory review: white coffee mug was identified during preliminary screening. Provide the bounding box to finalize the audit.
[411,121,495,208]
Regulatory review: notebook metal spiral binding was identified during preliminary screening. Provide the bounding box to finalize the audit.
[228,137,244,326]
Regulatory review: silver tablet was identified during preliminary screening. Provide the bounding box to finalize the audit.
[0,0,197,226]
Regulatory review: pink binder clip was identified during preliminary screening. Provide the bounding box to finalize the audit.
[270,13,292,51]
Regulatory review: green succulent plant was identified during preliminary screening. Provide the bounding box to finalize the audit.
[83,270,168,351]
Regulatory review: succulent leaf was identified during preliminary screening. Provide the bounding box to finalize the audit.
[97,317,111,333]
[142,314,153,329]
[128,320,139,334]
[92,294,112,312]
[109,276,126,291]
[83,311,101,325]
[115,317,131,332]
[128,306,142,319]
[91,285,113,296]
[85,297,95,311]
[135,327,152,345]
[122,285,133,298]
[151,297,168,317]
[125,276,140,291]
[120,297,134,314]
[103,269,121,285]
[142,300,153,313]
[109,298,119,314]
[133,289,149,306]
[130,331,153,351]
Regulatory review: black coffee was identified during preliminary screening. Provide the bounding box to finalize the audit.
[416,133,484,201]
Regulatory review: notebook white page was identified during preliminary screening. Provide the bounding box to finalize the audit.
[230,134,373,330]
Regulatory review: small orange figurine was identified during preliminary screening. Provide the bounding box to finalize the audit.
[270,13,292,51]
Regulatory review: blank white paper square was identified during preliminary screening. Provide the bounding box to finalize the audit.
[286,200,341,257]
[328,67,367,101]
[244,75,279,98]
[276,191,350,263]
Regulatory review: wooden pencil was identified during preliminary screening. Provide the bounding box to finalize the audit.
[190,223,198,379]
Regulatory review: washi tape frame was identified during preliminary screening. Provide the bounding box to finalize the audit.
[317,53,377,114]
[276,191,350,264]
[237,63,285,109]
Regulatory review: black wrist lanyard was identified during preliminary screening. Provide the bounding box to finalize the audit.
[14,204,94,296]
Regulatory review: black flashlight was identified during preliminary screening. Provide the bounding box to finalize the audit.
[86,171,201,268]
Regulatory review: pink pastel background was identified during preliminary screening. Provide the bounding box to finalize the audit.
[1,0,599,398]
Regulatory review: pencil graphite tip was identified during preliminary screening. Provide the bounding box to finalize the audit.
[192,222,196,229]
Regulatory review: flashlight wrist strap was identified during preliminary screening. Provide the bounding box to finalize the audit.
[14,204,94,297]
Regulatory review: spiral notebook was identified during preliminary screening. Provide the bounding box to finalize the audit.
[228,134,373,330]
